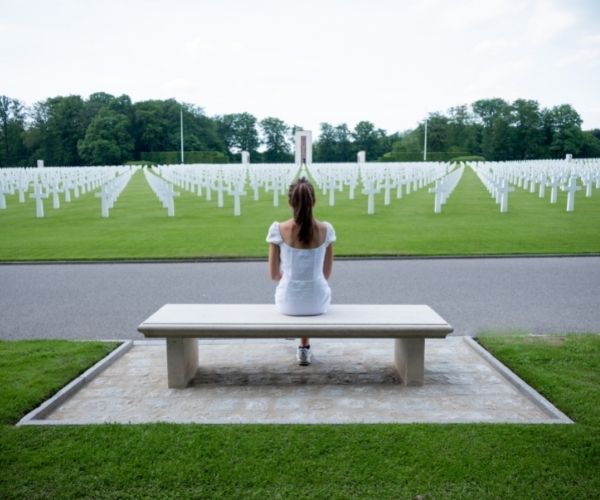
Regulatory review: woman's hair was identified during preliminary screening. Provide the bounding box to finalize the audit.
[288,177,316,245]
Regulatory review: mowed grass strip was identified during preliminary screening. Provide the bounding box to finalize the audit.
[0,335,598,499]
[0,165,599,260]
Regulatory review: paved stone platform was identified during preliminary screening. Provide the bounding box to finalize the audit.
[29,337,570,425]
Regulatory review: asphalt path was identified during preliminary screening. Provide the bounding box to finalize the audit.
[1,257,599,340]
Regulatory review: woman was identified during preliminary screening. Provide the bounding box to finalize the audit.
[266,177,336,366]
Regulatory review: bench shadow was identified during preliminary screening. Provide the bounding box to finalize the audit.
[192,361,403,386]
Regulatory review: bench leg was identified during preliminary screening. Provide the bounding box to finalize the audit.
[166,338,198,389]
[394,338,425,386]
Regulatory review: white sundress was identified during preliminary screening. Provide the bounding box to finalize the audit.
[266,221,336,316]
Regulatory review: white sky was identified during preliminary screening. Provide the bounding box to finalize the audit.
[2,0,599,136]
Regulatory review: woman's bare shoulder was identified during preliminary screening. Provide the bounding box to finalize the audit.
[314,219,328,230]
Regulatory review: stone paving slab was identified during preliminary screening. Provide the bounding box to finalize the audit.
[35,337,570,424]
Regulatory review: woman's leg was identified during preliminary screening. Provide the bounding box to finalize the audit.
[300,337,310,347]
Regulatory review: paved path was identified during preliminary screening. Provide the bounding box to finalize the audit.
[1,257,599,340]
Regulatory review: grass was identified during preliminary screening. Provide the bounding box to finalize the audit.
[0,335,599,498]
[0,166,599,260]
[0,340,119,425]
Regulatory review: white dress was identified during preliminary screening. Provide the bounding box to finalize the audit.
[266,221,336,316]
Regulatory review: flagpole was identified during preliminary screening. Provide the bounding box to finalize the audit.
[423,118,428,162]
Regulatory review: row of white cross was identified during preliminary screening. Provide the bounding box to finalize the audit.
[0,165,136,217]
[95,169,137,217]
[149,163,297,216]
[428,165,465,213]
[144,168,180,216]
[471,158,600,212]
[310,162,456,214]
[471,164,514,212]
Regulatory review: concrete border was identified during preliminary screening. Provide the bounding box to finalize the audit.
[17,340,133,426]
[1,253,599,265]
[18,337,575,426]
[463,337,573,424]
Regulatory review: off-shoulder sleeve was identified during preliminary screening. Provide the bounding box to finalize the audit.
[266,222,282,244]
[325,222,336,245]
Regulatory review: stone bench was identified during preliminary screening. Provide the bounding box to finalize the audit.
[137,304,453,388]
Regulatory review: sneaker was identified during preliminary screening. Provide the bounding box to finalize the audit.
[297,346,312,366]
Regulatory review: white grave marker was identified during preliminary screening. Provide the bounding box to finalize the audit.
[562,176,581,212]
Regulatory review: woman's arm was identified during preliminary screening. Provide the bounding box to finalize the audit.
[268,243,282,281]
[323,244,334,280]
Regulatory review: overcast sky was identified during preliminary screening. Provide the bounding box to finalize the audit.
[2,0,599,136]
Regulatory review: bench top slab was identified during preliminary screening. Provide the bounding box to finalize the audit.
[138,304,453,339]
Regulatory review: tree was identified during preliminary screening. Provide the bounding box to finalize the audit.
[353,121,385,160]
[27,95,86,165]
[511,99,543,159]
[473,99,512,160]
[422,113,449,155]
[133,99,179,154]
[216,113,260,156]
[0,96,28,166]
[260,117,291,162]
[580,131,600,158]
[314,123,337,161]
[78,108,134,165]
[447,105,477,154]
[472,98,511,128]
[546,104,584,157]
[334,124,353,161]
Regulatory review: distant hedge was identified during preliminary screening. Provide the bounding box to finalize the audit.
[380,150,472,162]
[450,155,486,163]
[140,151,229,164]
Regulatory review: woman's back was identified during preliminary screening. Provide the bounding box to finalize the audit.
[277,219,329,249]
[266,220,336,315]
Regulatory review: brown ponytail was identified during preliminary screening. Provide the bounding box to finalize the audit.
[288,177,315,245]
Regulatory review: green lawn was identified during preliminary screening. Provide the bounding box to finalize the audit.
[0,165,599,260]
[0,335,598,499]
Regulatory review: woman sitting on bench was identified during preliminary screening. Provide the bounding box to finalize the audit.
[266,177,336,366]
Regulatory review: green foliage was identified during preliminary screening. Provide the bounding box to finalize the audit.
[0,96,29,167]
[259,117,292,162]
[449,155,486,162]
[140,150,229,164]
[0,336,598,498]
[125,160,156,166]
[216,112,261,157]
[1,92,598,166]
[77,108,134,165]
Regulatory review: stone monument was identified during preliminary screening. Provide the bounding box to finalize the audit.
[295,131,312,168]
[37,159,44,168]
[241,151,250,165]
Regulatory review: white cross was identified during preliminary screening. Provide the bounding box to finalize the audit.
[380,176,393,206]
[496,179,515,213]
[30,182,46,218]
[428,180,446,213]
[49,182,62,209]
[362,181,379,215]
[547,176,561,204]
[562,176,581,212]
[0,180,6,209]
[230,182,246,216]
[538,173,546,198]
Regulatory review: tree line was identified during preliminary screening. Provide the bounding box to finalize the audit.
[1,93,599,167]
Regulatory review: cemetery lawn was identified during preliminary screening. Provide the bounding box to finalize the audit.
[1,335,599,499]
[0,166,599,260]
